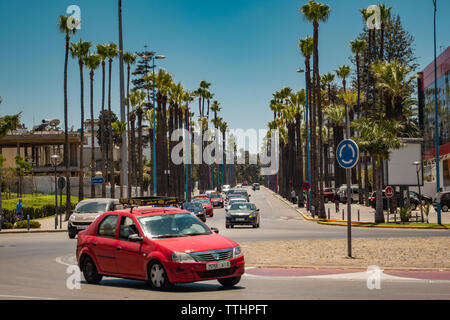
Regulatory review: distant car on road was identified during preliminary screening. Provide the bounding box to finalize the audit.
[322,188,336,203]
[227,189,250,202]
[252,183,260,191]
[236,184,243,188]
[433,191,450,212]
[76,206,244,289]
[226,202,260,228]
[338,185,359,204]
[182,202,207,222]
[226,197,248,210]
[208,193,224,208]
[222,185,231,193]
[68,198,123,239]
[192,198,214,217]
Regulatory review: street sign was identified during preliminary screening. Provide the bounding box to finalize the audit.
[57,177,66,190]
[385,186,394,198]
[302,182,311,191]
[337,139,360,169]
[91,177,105,185]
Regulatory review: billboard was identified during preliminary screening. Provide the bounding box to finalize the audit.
[385,141,423,186]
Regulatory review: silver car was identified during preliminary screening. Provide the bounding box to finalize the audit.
[226,202,260,228]
[68,198,123,239]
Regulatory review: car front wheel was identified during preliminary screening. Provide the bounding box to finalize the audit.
[442,205,449,212]
[218,276,241,287]
[147,261,172,290]
[82,256,103,284]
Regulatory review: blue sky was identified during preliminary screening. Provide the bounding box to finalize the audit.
[0,0,449,147]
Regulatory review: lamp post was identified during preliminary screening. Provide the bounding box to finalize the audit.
[297,68,311,211]
[51,154,61,230]
[151,55,166,196]
[412,161,425,223]
[432,0,442,225]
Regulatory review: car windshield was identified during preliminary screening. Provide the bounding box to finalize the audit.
[74,201,109,214]
[193,199,209,205]
[183,203,203,212]
[230,203,255,211]
[138,213,212,238]
[230,199,246,204]
[208,193,221,199]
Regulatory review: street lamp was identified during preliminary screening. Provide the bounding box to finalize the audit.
[432,0,442,225]
[412,161,424,223]
[297,68,311,211]
[51,154,61,229]
[152,54,166,196]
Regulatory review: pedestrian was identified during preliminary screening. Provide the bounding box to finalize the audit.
[16,198,24,222]
[291,189,297,204]
[334,196,340,216]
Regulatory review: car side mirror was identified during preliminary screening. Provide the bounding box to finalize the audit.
[256,209,260,212]
[211,227,219,234]
[128,234,144,242]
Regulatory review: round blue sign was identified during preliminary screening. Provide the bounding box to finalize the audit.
[336,139,359,169]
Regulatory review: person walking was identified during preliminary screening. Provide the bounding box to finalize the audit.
[291,189,297,204]
[16,199,23,222]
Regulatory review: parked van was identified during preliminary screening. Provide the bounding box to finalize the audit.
[338,185,359,204]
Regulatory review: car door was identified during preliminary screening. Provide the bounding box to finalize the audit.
[115,215,146,278]
[92,214,119,274]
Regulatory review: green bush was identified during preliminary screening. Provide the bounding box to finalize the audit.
[2,221,14,229]
[14,220,41,229]
[399,206,411,223]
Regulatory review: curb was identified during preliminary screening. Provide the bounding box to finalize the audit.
[245,265,450,272]
[262,186,449,230]
[0,229,67,234]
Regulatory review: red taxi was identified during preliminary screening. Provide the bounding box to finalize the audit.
[76,198,245,290]
[208,192,224,208]
[192,197,214,217]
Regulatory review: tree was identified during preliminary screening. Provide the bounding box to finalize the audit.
[96,44,110,197]
[210,100,222,192]
[84,53,101,198]
[58,15,77,220]
[107,43,119,198]
[70,39,91,201]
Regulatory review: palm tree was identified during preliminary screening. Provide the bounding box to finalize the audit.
[301,0,330,219]
[220,120,228,189]
[106,43,118,198]
[96,44,109,197]
[58,15,77,220]
[320,73,334,187]
[378,3,393,61]
[353,118,404,222]
[123,52,137,197]
[70,39,91,201]
[210,100,222,191]
[84,53,101,198]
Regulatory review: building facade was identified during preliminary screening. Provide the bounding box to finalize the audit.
[419,46,450,192]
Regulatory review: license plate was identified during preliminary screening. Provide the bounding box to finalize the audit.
[206,261,231,271]
[236,218,246,221]
[77,226,88,230]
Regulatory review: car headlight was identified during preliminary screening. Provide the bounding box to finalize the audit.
[172,252,197,263]
[233,246,243,258]
[69,215,76,221]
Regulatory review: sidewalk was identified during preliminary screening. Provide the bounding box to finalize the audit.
[263,186,450,227]
[0,215,68,234]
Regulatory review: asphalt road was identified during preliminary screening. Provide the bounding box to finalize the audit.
[0,187,449,300]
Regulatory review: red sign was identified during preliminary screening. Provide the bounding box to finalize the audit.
[385,186,394,198]
[302,182,311,191]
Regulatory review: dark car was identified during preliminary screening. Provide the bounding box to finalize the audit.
[433,191,450,212]
[409,191,432,205]
[252,183,260,191]
[182,202,207,222]
[225,202,260,228]
[370,191,420,210]
[227,189,250,202]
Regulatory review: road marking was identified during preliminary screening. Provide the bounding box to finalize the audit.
[55,254,77,266]
[0,294,56,300]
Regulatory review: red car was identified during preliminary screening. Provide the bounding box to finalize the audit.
[76,207,245,290]
[208,193,224,208]
[193,198,214,217]
[322,188,336,203]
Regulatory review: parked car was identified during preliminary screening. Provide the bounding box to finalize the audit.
[338,185,360,204]
[76,207,245,289]
[409,191,432,205]
[252,183,260,191]
[208,193,224,208]
[322,188,336,203]
[370,191,420,210]
[192,198,214,217]
[226,197,248,210]
[226,202,260,228]
[182,202,207,222]
[68,198,122,239]
[433,191,450,212]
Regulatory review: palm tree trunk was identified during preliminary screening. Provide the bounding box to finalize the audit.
[90,71,96,198]
[64,34,72,220]
[126,64,132,198]
[78,59,85,201]
[101,61,107,198]
[137,107,144,197]
[108,59,115,198]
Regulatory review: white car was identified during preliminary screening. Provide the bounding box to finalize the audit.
[226,197,248,210]
[222,185,231,193]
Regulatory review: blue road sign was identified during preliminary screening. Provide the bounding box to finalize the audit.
[91,177,105,185]
[337,139,359,169]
